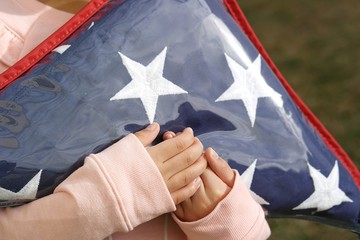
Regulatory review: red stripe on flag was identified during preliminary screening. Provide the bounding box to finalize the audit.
[0,0,108,89]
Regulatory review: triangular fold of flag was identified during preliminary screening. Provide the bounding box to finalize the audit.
[0,0,359,233]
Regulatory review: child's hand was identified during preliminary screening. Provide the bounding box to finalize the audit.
[175,148,235,221]
[134,123,207,205]
[163,131,235,222]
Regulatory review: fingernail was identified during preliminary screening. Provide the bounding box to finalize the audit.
[209,148,219,159]
[164,132,175,139]
[184,127,193,134]
[146,123,157,131]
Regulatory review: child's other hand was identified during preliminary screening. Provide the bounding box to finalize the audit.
[175,148,235,222]
[163,131,235,222]
[134,123,207,205]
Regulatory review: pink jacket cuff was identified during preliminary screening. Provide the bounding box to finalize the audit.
[89,134,176,231]
[172,171,271,240]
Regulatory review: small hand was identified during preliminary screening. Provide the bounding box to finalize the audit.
[175,148,235,221]
[163,131,235,222]
[134,123,207,205]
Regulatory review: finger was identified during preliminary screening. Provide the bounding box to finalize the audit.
[171,177,202,205]
[161,138,203,178]
[148,127,195,162]
[173,190,198,221]
[185,177,206,205]
[167,155,207,193]
[163,131,176,140]
[174,204,185,221]
[200,167,230,202]
[205,148,235,187]
[133,122,160,147]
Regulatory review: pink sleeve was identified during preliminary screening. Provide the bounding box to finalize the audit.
[0,134,175,240]
[173,171,271,240]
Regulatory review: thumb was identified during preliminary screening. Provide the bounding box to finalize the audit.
[133,122,160,147]
[205,148,235,187]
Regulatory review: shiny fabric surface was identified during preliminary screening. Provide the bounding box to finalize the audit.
[0,0,359,230]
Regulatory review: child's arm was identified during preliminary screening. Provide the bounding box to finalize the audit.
[0,123,205,239]
[164,131,271,239]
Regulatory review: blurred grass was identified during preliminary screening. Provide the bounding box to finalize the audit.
[237,0,359,239]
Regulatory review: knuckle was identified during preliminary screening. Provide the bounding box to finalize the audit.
[194,156,207,174]
[190,140,203,158]
[178,171,192,188]
[176,144,202,168]
[194,137,203,151]
[182,172,189,186]
[183,151,195,166]
[185,140,203,164]
[168,173,190,193]
[174,128,195,152]
[175,138,187,152]
[200,156,207,168]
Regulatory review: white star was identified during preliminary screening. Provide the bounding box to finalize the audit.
[0,170,42,200]
[216,54,283,127]
[240,159,269,205]
[110,47,188,123]
[293,161,353,212]
[52,45,71,54]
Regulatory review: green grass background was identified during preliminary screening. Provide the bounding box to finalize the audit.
[236,0,359,239]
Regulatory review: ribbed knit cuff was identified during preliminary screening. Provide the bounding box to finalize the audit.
[173,171,270,239]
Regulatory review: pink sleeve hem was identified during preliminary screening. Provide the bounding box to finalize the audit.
[173,171,271,239]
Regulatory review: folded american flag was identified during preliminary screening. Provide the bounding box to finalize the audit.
[0,0,359,232]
